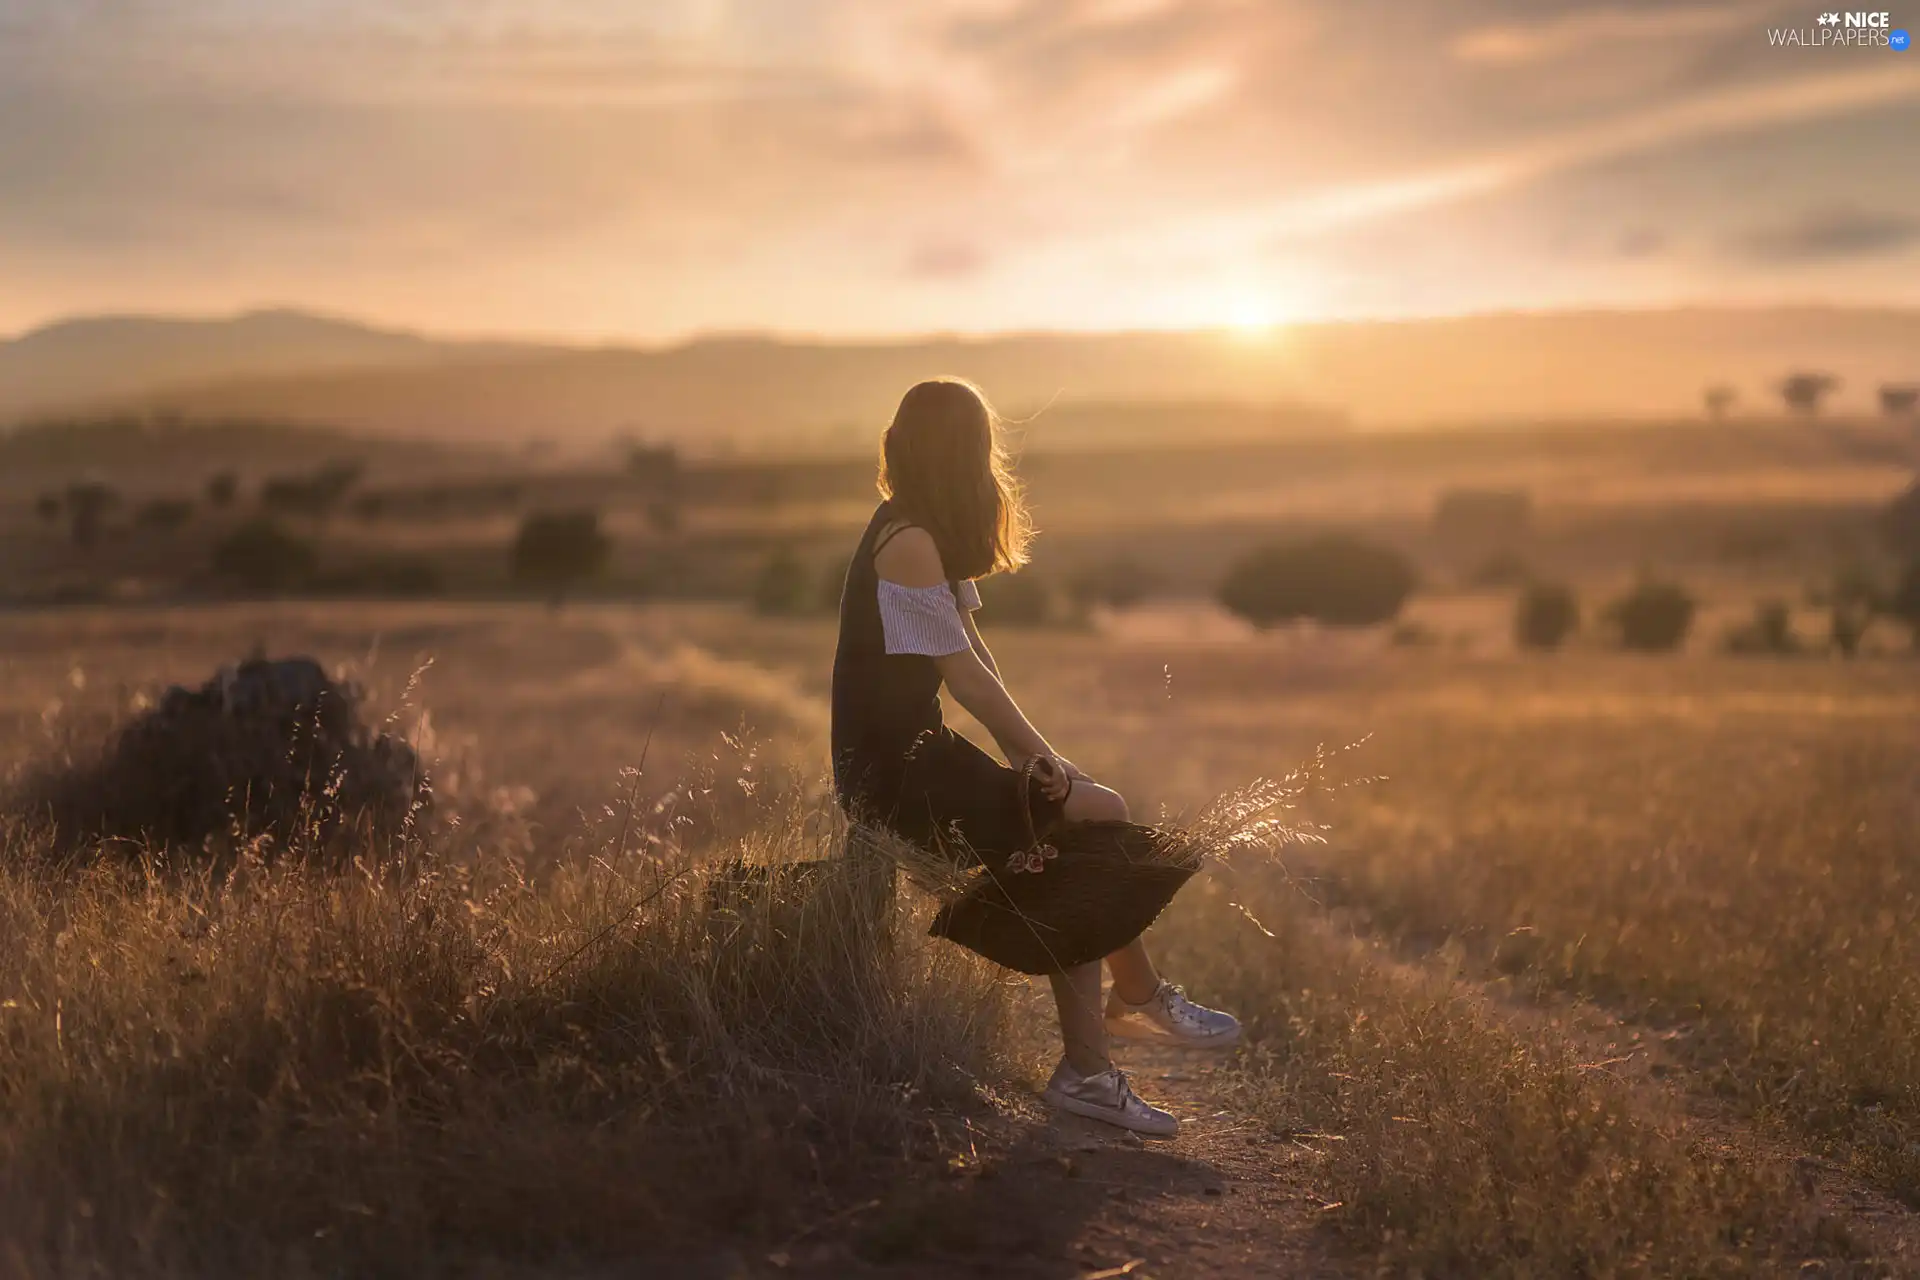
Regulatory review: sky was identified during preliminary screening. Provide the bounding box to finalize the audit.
[2,0,1917,341]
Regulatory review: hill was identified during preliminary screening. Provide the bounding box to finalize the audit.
[4,307,1918,451]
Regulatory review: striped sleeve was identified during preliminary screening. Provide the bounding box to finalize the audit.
[955,578,982,612]
[878,580,973,656]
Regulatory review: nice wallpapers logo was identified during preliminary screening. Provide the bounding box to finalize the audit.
[1768,11,1911,47]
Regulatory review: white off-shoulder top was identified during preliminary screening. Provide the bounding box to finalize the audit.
[878,578,982,656]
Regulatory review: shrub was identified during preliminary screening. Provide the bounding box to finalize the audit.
[1515,582,1579,650]
[512,510,610,606]
[977,571,1054,627]
[261,460,363,519]
[1607,580,1695,652]
[212,519,317,592]
[1724,600,1798,655]
[65,479,120,550]
[33,492,61,523]
[1219,536,1417,629]
[205,471,239,509]
[751,550,812,617]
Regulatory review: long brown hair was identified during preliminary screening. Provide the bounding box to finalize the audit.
[878,378,1031,581]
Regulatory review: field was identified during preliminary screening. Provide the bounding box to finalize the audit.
[2,596,1916,1277]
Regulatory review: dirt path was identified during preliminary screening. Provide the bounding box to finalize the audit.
[764,1039,1341,1279]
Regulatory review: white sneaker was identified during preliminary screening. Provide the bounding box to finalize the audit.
[1105,981,1242,1049]
[1042,1059,1179,1137]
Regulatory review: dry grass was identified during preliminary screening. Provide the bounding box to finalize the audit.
[2,602,1915,1274]
[0,770,1014,1275]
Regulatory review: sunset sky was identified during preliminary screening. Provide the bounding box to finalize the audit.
[3,0,1917,341]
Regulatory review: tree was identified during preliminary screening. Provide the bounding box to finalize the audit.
[1880,385,1919,417]
[1515,582,1579,651]
[64,479,120,550]
[1780,372,1840,417]
[1724,600,1797,655]
[261,460,364,520]
[1219,536,1417,629]
[512,510,610,607]
[212,519,317,592]
[205,471,239,509]
[1828,565,1881,659]
[1704,385,1738,420]
[1607,580,1695,652]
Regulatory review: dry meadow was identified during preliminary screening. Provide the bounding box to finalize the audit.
[1,598,1914,1276]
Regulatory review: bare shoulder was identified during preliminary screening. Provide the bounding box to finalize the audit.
[873,525,947,588]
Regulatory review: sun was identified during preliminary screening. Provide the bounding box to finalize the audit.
[1224,294,1282,341]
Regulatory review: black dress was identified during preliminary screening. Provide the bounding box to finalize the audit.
[830,502,1064,862]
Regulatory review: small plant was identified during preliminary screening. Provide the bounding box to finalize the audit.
[212,518,318,592]
[1724,600,1798,655]
[512,509,611,607]
[1220,536,1417,629]
[751,549,812,617]
[1607,579,1695,652]
[1515,582,1579,651]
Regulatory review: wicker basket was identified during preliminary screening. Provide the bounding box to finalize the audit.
[928,760,1204,974]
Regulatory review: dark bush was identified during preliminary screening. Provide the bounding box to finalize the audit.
[1219,536,1417,629]
[752,550,812,616]
[212,519,318,592]
[512,509,610,605]
[978,571,1055,627]
[33,492,61,523]
[1724,600,1798,655]
[205,470,239,509]
[1607,580,1695,652]
[9,656,422,860]
[1515,582,1579,650]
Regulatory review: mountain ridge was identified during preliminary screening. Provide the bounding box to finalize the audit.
[6,305,1918,450]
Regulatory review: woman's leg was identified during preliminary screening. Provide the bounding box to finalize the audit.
[1050,961,1110,1076]
[1058,781,1165,1005]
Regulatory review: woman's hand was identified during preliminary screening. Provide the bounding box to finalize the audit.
[1053,756,1096,785]
[1021,753,1072,801]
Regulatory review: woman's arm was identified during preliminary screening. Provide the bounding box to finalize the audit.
[961,606,1001,680]
[874,530,1064,793]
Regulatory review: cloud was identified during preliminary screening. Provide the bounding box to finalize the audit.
[905,239,988,278]
[1450,4,1763,66]
[1739,207,1920,262]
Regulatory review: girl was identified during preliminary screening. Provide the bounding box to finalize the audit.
[830,378,1239,1138]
